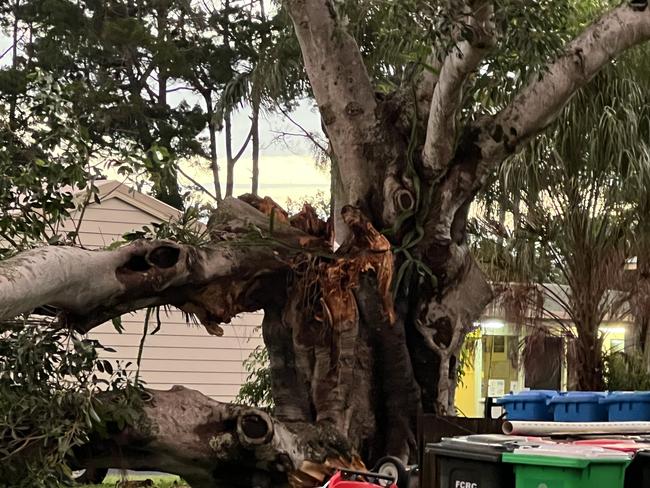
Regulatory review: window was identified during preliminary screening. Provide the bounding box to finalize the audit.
[493,335,505,353]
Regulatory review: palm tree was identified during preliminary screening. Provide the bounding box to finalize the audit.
[473,44,650,390]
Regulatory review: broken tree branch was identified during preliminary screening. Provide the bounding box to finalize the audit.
[78,386,361,488]
[0,198,326,333]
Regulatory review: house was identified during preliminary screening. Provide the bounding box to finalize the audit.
[455,284,631,417]
[63,180,263,403]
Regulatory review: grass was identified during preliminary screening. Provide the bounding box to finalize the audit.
[79,474,186,488]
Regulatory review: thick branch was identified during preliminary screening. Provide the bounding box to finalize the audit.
[422,1,495,177]
[0,245,138,320]
[0,198,325,332]
[284,0,379,211]
[483,3,650,164]
[423,3,650,249]
[78,387,359,488]
[414,51,441,122]
[415,251,493,414]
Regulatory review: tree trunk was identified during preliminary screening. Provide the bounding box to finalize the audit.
[632,250,650,370]
[205,93,223,202]
[225,112,235,198]
[9,0,20,130]
[574,325,605,391]
[151,4,184,210]
[251,93,260,196]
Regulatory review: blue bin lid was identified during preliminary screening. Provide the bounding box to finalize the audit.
[548,392,607,404]
[495,390,558,404]
[600,391,650,404]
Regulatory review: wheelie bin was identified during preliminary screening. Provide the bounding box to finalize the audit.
[495,391,557,421]
[502,444,630,488]
[572,439,650,488]
[423,436,532,488]
[547,392,608,422]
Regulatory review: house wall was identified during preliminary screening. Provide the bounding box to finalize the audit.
[90,311,263,402]
[456,322,629,417]
[63,185,263,402]
[60,196,160,249]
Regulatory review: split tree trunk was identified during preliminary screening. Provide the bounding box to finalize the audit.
[2,2,650,487]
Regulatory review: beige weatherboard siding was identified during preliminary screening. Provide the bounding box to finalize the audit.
[90,312,263,402]
[64,180,263,402]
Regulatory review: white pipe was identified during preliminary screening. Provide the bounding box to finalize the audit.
[503,421,650,436]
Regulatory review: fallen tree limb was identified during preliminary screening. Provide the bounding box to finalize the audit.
[0,198,328,333]
[78,386,361,488]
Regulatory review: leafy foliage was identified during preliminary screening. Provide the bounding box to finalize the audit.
[1,0,309,206]
[119,204,212,248]
[337,0,575,115]
[604,351,650,391]
[235,346,273,410]
[0,70,100,258]
[472,43,650,389]
[0,319,141,487]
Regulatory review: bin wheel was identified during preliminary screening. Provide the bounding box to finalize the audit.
[372,456,408,487]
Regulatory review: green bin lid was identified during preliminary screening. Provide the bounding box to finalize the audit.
[502,452,629,469]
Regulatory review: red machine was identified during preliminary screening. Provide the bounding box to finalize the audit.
[325,468,398,488]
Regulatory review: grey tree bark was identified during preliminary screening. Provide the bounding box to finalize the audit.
[2,2,650,487]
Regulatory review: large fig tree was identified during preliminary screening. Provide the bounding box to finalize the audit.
[2,1,650,487]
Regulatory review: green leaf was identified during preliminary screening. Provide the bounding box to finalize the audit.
[111,316,124,334]
[103,360,113,375]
